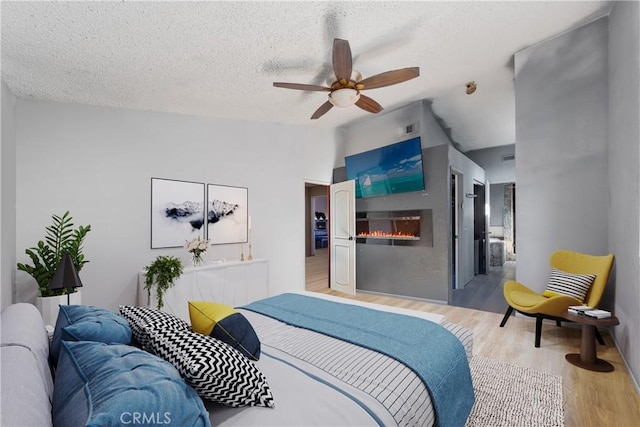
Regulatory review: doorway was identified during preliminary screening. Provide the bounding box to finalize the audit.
[473,182,487,275]
[450,170,464,290]
[305,183,329,291]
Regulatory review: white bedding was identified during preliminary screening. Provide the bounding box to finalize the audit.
[207,302,473,427]
[291,291,446,324]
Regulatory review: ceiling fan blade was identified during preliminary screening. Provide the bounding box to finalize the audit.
[332,39,353,83]
[357,67,420,90]
[273,82,330,91]
[355,95,383,114]
[311,101,334,120]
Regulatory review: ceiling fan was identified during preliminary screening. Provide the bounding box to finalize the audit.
[273,39,420,120]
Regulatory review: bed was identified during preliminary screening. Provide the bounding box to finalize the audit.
[195,291,476,427]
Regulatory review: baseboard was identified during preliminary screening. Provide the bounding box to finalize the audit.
[611,332,640,395]
[356,289,447,306]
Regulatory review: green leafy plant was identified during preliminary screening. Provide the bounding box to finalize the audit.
[143,255,184,309]
[17,211,91,297]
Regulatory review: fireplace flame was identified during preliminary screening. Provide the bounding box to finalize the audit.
[357,231,417,238]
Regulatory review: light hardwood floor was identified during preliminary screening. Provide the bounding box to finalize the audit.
[305,250,640,427]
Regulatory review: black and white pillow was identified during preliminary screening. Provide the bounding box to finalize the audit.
[118,306,191,351]
[543,268,596,303]
[146,327,275,408]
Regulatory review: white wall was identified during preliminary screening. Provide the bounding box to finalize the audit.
[608,0,640,388]
[515,17,610,289]
[465,144,516,184]
[14,99,338,311]
[1,81,17,309]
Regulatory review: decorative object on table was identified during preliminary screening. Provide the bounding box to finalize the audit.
[184,236,209,267]
[143,255,184,309]
[17,211,90,325]
[207,184,248,245]
[584,309,612,319]
[247,215,253,260]
[567,305,593,315]
[151,178,205,249]
[48,253,84,305]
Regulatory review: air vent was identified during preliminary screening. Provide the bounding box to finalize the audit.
[502,154,515,162]
[400,123,418,136]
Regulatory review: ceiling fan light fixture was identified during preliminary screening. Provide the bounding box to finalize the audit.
[329,88,361,107]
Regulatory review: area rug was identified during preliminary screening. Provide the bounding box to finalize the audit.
[465,356,564,427]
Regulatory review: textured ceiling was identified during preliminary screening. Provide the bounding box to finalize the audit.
[1,1,611,152]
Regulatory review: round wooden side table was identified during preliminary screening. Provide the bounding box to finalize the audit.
[562,310,619,372]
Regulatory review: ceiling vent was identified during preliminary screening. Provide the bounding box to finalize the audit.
[400,123,418,136]
[502,154,515,162]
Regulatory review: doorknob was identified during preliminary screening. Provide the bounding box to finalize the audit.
[348,236,354,240]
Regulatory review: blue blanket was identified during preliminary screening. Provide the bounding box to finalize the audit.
[242,294,475,427]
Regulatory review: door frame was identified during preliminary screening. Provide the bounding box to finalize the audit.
[304,180,331,287]
[450,168,464,290]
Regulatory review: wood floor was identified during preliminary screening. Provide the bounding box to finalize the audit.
[305,250,640,427]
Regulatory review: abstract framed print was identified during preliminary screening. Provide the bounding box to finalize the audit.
[151,178,205,249]
[207,184,248,245]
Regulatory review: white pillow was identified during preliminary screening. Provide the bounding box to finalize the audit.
[543,268,595,303]
[146,327,275,408]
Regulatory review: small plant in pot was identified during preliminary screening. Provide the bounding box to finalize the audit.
[17,211,91,298]
[143,255,184,309]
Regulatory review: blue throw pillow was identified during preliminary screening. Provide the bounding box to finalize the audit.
[53,341,210,427]
[51,305,132,365]
[188,301,261,360]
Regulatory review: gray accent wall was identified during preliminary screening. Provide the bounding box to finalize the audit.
[516,9,640,388]
[337,101,485,301]
[515,17,610,290]
[353,145,450,301]
[1,81,17,309]
[608,0,640,388]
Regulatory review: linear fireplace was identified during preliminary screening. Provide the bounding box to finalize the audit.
[355,209,433,247]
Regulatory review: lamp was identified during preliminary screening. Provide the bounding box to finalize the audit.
[329,88,361,107]
[48,253,84,305]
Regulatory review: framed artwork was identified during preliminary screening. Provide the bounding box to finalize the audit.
[151,178,205,249]
[207,184,248,245]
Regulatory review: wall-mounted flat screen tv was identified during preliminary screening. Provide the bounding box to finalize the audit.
[345,137,425,198]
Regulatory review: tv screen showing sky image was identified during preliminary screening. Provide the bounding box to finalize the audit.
[345,137,425,198]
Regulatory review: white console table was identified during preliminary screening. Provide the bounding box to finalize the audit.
[137,259,269,322]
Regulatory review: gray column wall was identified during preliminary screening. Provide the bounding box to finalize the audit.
[514,18,610,290]
[608,0,640,388]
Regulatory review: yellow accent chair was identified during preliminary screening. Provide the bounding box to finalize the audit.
[500,250,614,347]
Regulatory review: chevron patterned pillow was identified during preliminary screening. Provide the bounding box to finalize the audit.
[118,306,191,351]
[147,327,275,408]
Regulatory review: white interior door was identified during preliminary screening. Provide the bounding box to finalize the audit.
[330,180,356,295]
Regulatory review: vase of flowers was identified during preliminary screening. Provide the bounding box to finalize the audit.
[185,236,209,267]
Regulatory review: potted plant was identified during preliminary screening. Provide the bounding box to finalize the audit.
[143,255,184,309]
[17,211,91,324]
